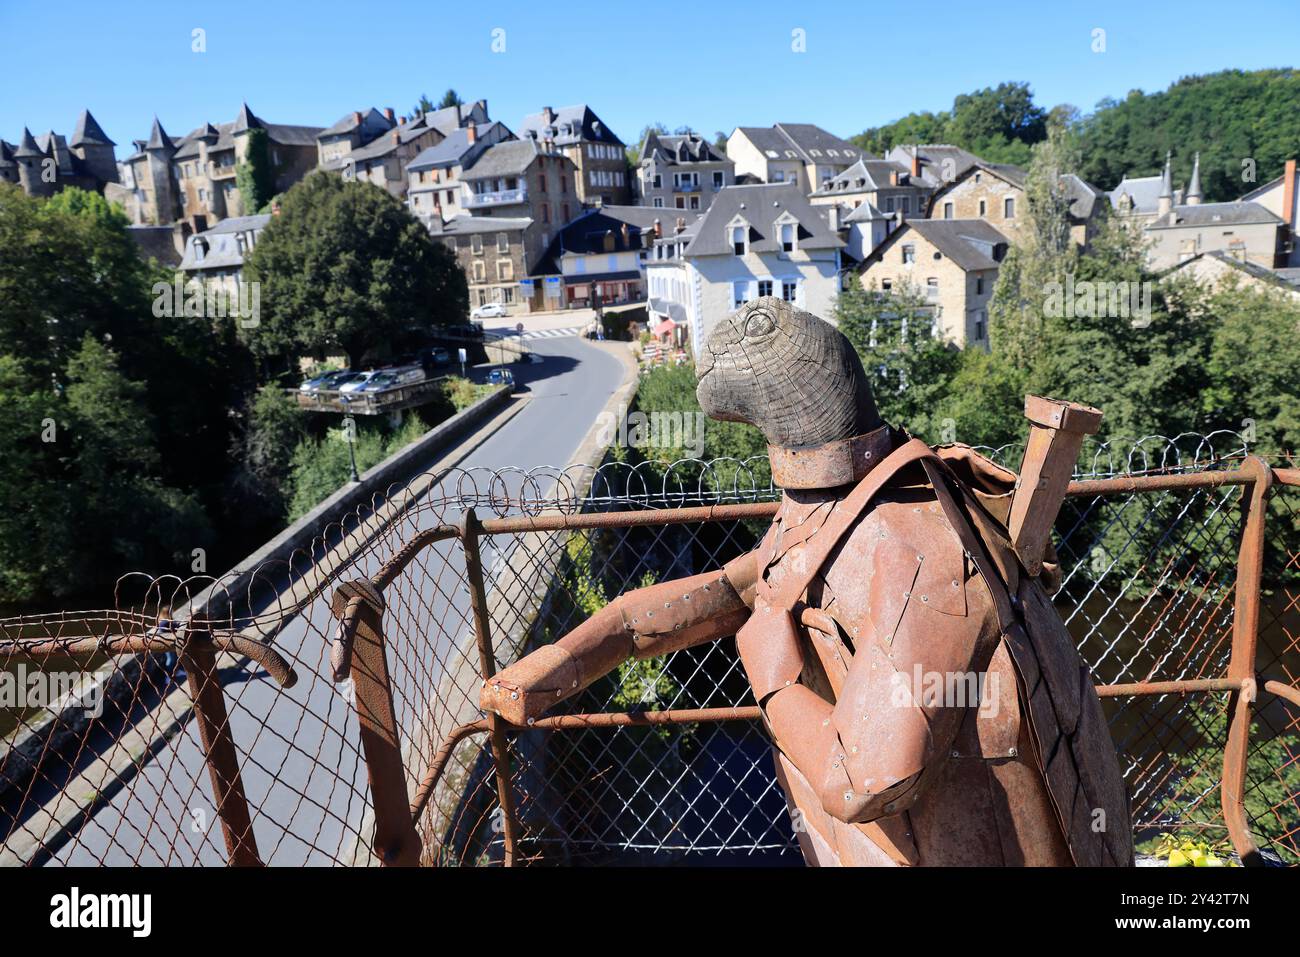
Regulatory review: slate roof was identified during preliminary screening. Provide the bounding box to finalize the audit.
[734,123,861,165]
[179,213,271,272]
[642,132,727,166]
[15,127,42,158]
[1147,201,1281,229]
[531,206,702,275]
[683,183,844,257]
[518,104,624,147]
[422,100,488,138]
[885,144,980,186]
[71,109,114,147]
[843,201,888,223]
[426,215,533,236]
[407,121,509,172]
[320,107,393,139]
[1107,173,1165,213]
[1164,250,1300,293]
[344,114,434,163]
[168,105,323,159]
[461,139,551,179]
[862,218,1010,273]
[0,140,14,168]
[812,157,923,196]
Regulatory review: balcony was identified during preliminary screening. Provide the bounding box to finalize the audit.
[672,181,701,192]
[466,187,526,208]
[210,164,237,180]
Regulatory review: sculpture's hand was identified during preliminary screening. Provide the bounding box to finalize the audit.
[481,553,757,726]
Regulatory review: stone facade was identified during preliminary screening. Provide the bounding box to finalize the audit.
[1,111,118,198]
[518,105,630,207]
[430,216,537,314]
[856,218,1009,347]
[928,165,1024,239]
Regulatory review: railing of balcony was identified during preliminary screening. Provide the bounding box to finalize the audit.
[467,188,526,207]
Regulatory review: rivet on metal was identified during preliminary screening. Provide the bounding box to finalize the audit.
[1008,747,1018,757]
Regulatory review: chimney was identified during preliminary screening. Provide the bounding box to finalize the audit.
[384,107,396,123]
[910,147,921,178]
[674,216,686,234]
[542,106,555,125]
[466,121,477,145]
[827,204,840,231]
[391,130,401,145]
[353,110,363,127]
[1283,158,1297,228]
[620,222,630,247]
[889,170,899,186]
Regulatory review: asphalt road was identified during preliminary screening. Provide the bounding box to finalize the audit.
[52,335,626,866]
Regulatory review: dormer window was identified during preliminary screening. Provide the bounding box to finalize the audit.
[780,223,795,253]
[731,225,747,255]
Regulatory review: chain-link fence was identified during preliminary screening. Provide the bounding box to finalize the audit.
[3,433,1298,866]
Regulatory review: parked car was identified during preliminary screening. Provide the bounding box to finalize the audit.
[430,347,451,365]
[299,368,356,393]
[357,365,426,393]
[338,370,381,393]
[471,302,507,320]
[487,368,518,392]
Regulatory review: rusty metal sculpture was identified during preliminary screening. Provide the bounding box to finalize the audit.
[483,298,1135,866]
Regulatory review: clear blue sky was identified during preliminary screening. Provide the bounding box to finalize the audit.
[1,0,1295,149]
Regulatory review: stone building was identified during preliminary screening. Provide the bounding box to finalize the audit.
[727,123,863,193]
[319,101,490,200]
[406,120,514,222]
[644,183,845,356]
[1241,159,1299,267]
[636,131,734,211]
[518,105,629,206]
[116,104,321,232]
[1,110,118,197]
[427,215,536,314]
[530,206,698,308]
[856,218,1010,347]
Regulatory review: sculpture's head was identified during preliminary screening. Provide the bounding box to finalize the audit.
[696,297,881,450]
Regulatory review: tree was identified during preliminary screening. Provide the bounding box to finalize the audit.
[835,283,962,440]
[438,89,464,109]
[412,92,435,117]
[241,173,468,369]
[235,127,275,215]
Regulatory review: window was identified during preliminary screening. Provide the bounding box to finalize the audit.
[974,311,987,341]
[926,278,940,301]
[732,226,746,256]
[758,280,773,297]
[978,199,987,216]
[690,196,699,210]
[497,232,509,252]
[901,197,911,215]
[733,280,748,308]
[901,245,915,264]
[712,171,724,189]
[471,233,483,254]
[884,197,895,212]
[975,276,984,295]
[881,279,892,292]
[782,281,797,302]
[943,202,953,219]
[676,196,686,209]
[780,223,795,253]
[653,197,664,208]
[1003,197,1015,218]
[501,286,515,304]
[497,259,513,280]
[652,174,662,188]
[773,170,785,182]
[472,261,486,281]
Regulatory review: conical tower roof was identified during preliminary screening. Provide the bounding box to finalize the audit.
[1158,151,1173,198]
[233,102,262,133]
[14,127,42,158]
[71,109,115,147]
[146,116,174,152]
[1186,152,1202,202]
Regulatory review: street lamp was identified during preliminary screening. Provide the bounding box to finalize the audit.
[343,416,360,483]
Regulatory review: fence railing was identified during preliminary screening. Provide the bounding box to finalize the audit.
[2,436,1298,866]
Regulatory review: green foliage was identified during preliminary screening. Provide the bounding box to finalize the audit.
[235,127,275,216]
[853,81,1046,165]
[235,386,309,516]
[412,93,435,117]
[241,173,468,368]
[1151,834,1235,867]
[444,375,485,412]
[1078,69,1300,201]
[286,416,428,521]
[438,89,464,110]
[0,185,233,604]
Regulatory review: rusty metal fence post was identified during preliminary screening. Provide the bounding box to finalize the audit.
[460,508,521,866]
[180,630,261,867]
[330,581,422,866]
[1221,455,1273,866]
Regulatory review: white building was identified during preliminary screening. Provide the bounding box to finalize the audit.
[646,183,845,358]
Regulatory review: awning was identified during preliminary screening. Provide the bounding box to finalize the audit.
[652,318,676,337]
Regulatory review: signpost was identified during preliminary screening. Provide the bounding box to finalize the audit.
[458,347,467,378]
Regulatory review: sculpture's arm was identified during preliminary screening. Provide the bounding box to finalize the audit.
[758,571,999,825]
[481,549,758,725]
